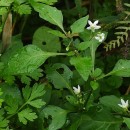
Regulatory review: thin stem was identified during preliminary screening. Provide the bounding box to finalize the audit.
[65,0,70,10]
[20,15,29,33]
[91,43,95,73]
[84,88,93,108]
[96,71,112,80]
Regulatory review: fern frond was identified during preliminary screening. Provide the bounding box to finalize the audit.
[104,3,130,51]
[117,21,130,24]
[124,3,130,7]
[104,30,128,51]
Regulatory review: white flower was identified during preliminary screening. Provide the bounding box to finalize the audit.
[87,20,101,32]
[95,33,105,42]
[73,85,80,95]
[118,99,129,109]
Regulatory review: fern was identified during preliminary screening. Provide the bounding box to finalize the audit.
[104,3,130,51]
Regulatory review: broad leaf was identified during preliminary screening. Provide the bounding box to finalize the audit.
[48,30,66,38]
[70,15,89,33]
[33,26,61,52]
[110,59,130,77]
[46,63,73,89]
[76,41,92,50]
[41,105,67,130]
[18,108,37,125]
[99,95,123,112]
[70,57,92,81]
[3,45,61,75]
[34,4,65,32]
[90,81,99,90]
[123,117,130,129]
[79,108,122,130]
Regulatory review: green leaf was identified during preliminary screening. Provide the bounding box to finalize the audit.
[34,4,65,32]
[92,68,102,78]
[1,83,22,104]
[21,69,43,85]
[14,4,32,15]
[123,117,130,129]
[22,86,32,101]
[76,41,92,50]
[28,69,43,81]
[33,26,61,52]
[70,57,92,81]
[0,88,4,108]
[90,81,99,90]
[0,7,8,15]
[18,108,37,125]
[46,63,73,89]
[110,59,130,77]
[28,99,45,108]
[5,96,18,114]
[0,0,14,6]
[21,75,31,85]
[70,15,89,33]
[106,76,123,89]
[99,95,123,112]
[79,108,122,130]
[23,84,46,108]
[41,105,67,130]
[1,34,23,64]
[34,0,57,5]
[66,95,78,106]
[48,30,66,38]
[0,110,9,129]
[68,119,81,130]
[14,0,26,4]
[3,45,62,75]
[29,84,45,100]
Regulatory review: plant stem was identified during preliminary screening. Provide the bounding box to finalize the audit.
[84,88,93,108]
[96,72,112,80]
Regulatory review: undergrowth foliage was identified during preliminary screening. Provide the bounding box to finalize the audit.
[104,3,130,51]
[0,0,130,130]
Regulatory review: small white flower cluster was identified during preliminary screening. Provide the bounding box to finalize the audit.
[86,20,105,42]
[87,20,101,32]
[118,99,129,109]
[95,33,105,42]
[73,85,80,95]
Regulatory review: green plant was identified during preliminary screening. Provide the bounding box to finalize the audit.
[0,0,130,130]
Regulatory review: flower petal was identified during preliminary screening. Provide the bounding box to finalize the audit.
[88,20,93,26]
[118,104,123,107]
[121,99,125,105]
[87,27,91,30]
[77,85,80,91]
[95,25,101,30]
[73,87,76,91]
[94,20,99,25]
[125,100,129,106]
